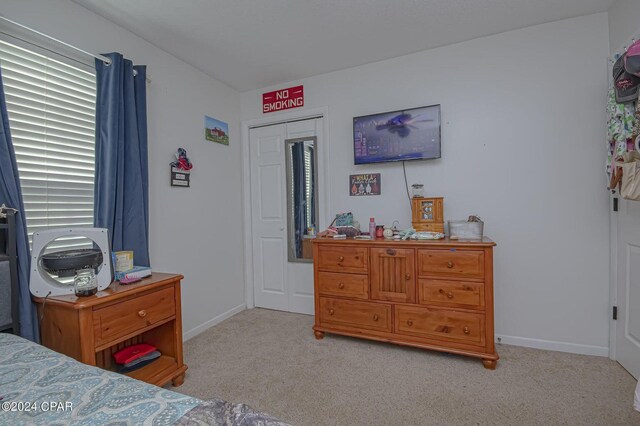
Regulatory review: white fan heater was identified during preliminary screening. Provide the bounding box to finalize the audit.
[29,228,113,297]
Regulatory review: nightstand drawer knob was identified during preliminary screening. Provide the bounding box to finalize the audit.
[138,310,147,318]
[338,282,345,289]
[329,309,335,315]
[406,319,413,326]
[447,261,454,268]
[338,256,344,262]
[463,326,470,335]
[373,314,379,321]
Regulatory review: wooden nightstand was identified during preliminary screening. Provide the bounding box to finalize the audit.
[34,273,188,387]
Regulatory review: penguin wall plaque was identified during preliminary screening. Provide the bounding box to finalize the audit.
[170,147,193,187]
[349,173,381,196]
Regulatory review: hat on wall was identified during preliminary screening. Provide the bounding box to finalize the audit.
[624,40,640,77]
[614,54,640,104]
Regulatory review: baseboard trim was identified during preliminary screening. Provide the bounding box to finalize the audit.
[496,334,609,357]
[183,303,246,341]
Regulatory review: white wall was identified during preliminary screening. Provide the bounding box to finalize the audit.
[241,13,612,355]
[1,0,246,339]
[608,0,640,53]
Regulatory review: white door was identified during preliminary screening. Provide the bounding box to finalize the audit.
[616,198,640,378]
[250,124,289,311]
[249,118,322,314]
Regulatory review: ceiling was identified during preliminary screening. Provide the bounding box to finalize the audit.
[71,0,615,92]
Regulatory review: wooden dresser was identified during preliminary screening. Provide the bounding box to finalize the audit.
[34,273,187,386]
[312,238,498,369]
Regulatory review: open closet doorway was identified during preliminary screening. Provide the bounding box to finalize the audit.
[248,117,323,314]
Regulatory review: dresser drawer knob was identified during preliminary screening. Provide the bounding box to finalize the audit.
[338,256,344,262]
[138,310,147,318]
[447,261,454,269]
[406,319,413,326]
[463,326,470,335]
[386,249,396,256]
[438,289,454,299]
[373,314,379,321]
[329,309,335,316]
[338,282,345,289]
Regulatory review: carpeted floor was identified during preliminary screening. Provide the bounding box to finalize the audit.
[177,308,640,425]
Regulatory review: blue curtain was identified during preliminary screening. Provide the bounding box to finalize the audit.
[94,53,150,267]
[0,67,39,342]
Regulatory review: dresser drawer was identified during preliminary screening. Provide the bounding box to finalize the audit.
[395,305,485,346]
[318,272,368,299]
[418,249,484,279]
[317,245,368,273]
[319,297,391,332]
[93,287,175,347]
[418,279,485,309]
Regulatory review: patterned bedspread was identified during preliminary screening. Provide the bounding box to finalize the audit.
[0,333,199,425]
[0,333,289,425]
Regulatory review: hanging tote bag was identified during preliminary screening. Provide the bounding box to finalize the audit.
[616,151,640,201]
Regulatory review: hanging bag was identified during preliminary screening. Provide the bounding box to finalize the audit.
[616,151,640,200]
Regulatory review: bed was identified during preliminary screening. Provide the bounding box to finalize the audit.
[0,333,289,425]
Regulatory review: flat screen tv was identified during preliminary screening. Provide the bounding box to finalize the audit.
[353,104,441,165]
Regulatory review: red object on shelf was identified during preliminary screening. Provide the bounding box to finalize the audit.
[113,343,157,365]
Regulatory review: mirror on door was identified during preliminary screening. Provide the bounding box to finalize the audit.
[286,137,318,263]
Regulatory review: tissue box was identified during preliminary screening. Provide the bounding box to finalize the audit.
[448,220,483,240]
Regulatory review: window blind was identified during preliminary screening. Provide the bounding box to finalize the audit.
[304,146,312,223]
[0,39,96,247]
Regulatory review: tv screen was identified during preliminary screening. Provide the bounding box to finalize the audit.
[353,104,441,165]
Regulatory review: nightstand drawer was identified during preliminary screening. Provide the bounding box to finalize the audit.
[319,297,391,332]
[395,305,485,346]
[93,287,175,347]
[418,249,484,279]
[317,245,368,273]
[318,272,368,299]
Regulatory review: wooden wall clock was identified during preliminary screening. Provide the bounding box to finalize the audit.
[411,197,444,232]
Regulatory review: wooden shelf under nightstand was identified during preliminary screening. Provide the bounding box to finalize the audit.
[34,273,188,387]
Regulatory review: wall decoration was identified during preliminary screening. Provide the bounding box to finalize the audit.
[171,167,190,187]
[263,85,304,113]
[205,115,229,145]
[170,147,192,187]
[349,173,381,196]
